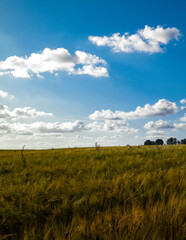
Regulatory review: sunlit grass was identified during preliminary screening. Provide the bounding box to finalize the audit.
[0,145,185,239]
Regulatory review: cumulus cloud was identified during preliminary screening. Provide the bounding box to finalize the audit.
[87,121,103,131]
[89,109,122,121]
[180,114,186,122]
[87,119,138,133]
[89,99,178,121]
[0,121,11,134]
[75,65,108,77]
[173,122,186,130]
[89,25,180,53]
[103,120,139,133]
[180,99,186,110]
[0,48,108,78]
[144,116,186,131]
[0,103,52,120]
[0,90,14,99]
[33,121,86,134]
[103,120,128,131]
[144,119,173,129]
[180,99,186,104]
[0,120,86,136]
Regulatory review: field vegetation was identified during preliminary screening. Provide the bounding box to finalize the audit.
[0,145,185,240]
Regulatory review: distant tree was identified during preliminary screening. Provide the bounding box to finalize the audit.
[144,140,151,145]
[180,138,186,144]
[155,139,164,145]
[144,140,154,145]
[166,137,178,145]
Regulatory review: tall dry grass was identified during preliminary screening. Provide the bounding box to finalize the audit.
[0,145,185,239]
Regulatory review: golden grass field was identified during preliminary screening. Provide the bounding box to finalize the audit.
[0,145,185,240]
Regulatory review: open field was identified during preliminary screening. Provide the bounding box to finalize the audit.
[0,145,185,240]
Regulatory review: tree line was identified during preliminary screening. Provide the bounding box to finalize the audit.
[144,137,186,145]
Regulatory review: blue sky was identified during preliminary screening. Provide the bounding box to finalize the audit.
[0,0,185,148]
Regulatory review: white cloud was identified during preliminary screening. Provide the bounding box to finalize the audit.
[103,120,139,133]
[135,135,143,139]
[173,122,186,130]
[33,121,86,134]
[138,25,180,44]
[110,135,121,139]
[89,25,180,53]
[146,130,165,135]
[0,48,108,78]
[75,65,108,77]
[75,50,106,65]
[180,99,186,110]
[122,127,139,134]
[144,116,186,131]
[0,121,11,134]
[89,99,178,121]
[103,120,128,131]
[0,90,14,99]
[0,71,10,76]
[87,119,138,133]
[0,120,86,136]
[0,104,52,120]
[90,109,122,120]
[180,99,186,104]
[87,121,103,131]
[180,114,186,122]
[144,119,173,129]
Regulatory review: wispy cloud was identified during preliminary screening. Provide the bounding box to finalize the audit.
[89,25,180,53]
[0,48,108,78]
